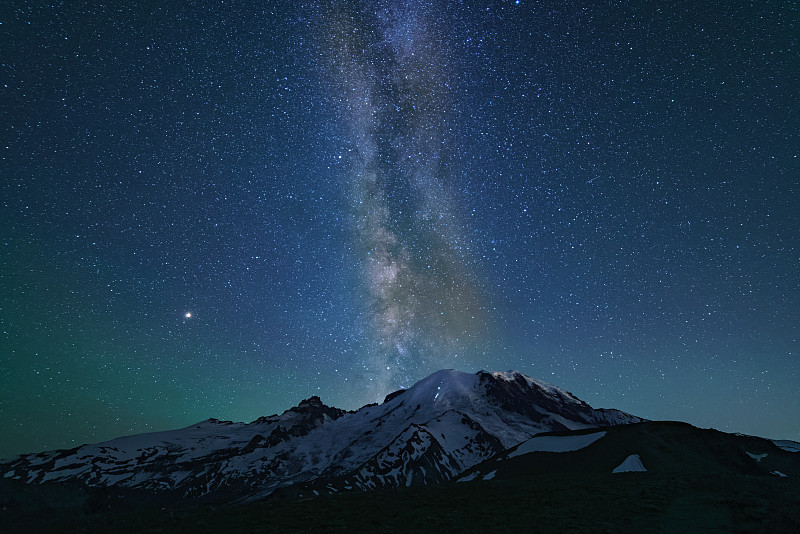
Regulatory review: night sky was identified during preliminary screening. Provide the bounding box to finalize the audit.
[1,1,798,459]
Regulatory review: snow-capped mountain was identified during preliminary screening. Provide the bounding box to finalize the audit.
[0,369,644,503]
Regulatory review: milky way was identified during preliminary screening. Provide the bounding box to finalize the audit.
[324,1,487,391]
[2,0,797,459]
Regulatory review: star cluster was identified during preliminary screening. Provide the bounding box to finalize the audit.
[1,1,797,458]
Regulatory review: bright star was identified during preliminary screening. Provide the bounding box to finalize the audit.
[184,312,192,319]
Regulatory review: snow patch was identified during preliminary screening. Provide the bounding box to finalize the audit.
[40,465,91,483]
[541,411,596,431]
[772,470,788,478]
[458,472,480,482]
[772,440,800,453]
[169,471,192,485]
[612,454,646,473]
[746,452,768,462]
[482,470,497,480]
[507,431,606,458]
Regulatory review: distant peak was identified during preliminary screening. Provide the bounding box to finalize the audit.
[206,418,234,425]
[299,396,323,406]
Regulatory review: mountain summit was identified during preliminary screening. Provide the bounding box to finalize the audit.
[0,369,643,503]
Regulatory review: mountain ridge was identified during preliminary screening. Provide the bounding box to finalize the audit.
[0,369,643,503]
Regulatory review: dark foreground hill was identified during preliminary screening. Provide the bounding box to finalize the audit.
[457,420,800,482]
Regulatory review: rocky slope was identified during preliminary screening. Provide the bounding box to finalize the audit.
[0,369,645,503]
